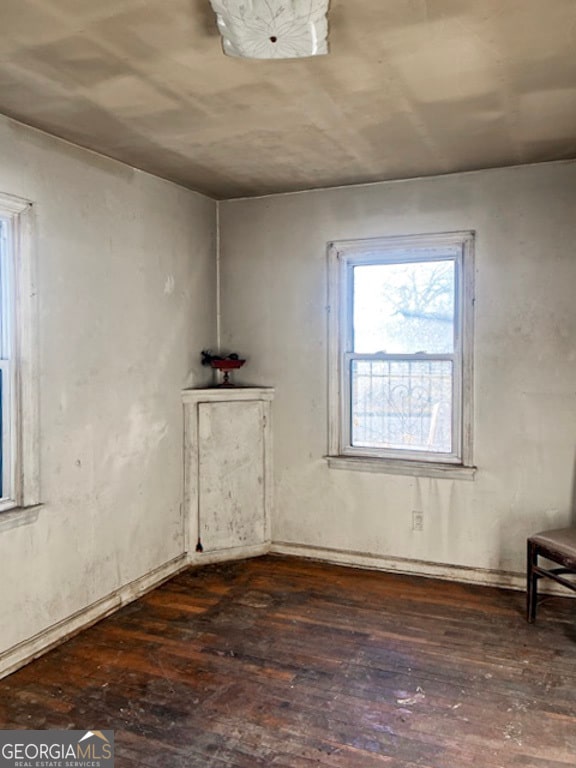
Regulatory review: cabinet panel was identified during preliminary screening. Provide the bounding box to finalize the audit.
[182,387,274,564]
[198,400,265,551]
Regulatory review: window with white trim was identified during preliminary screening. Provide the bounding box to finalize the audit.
[0,217,15,503]
[0,192,39,513]
[328,232,474,476]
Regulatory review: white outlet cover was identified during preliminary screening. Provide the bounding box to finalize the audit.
[209,0,329,59]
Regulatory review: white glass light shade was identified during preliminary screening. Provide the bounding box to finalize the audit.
[209,0,329,59]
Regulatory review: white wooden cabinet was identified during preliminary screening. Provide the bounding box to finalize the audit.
[182,387,274,564]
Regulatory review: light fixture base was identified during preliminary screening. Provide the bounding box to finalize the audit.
[209,0,330,60]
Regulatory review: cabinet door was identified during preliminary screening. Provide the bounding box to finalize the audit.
[198,400,266,552]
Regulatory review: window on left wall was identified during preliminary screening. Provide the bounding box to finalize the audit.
[0,192,39,514]
[0,217,13,502]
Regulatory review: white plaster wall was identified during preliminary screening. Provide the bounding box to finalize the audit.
[219,162,576,578]
[0,117,216,654]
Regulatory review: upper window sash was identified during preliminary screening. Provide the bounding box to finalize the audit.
[344,255,462,353]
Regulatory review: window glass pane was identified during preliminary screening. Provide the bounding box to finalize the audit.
[0,368,3,497]
[353,260,455,354]
[351,359,453,453]
[0,220,4,356]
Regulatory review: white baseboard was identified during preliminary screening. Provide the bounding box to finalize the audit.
[271,541,531,590]
[272,541,576,600]
[188,541,270,566]
[2,539,570,682]
[0,553,188,682]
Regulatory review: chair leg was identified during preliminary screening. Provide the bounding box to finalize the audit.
[527,540,539,623]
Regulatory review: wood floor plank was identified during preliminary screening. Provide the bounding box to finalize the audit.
[0,555,575,767]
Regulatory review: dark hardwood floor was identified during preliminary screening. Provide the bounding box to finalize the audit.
[0,555,575,767]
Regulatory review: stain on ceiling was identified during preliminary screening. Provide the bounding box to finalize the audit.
[0,0,575,199]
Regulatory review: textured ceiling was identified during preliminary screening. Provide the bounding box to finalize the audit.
[0,0,575,198]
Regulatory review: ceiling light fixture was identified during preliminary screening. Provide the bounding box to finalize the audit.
[209,0,330,59]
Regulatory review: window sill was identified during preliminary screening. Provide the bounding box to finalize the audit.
[0,503,42,532]
[326,456,476,481]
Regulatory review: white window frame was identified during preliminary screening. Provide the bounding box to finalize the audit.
[0,191,40,513]
[327,231,475,479]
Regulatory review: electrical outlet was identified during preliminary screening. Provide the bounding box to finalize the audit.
[412,510,424,532]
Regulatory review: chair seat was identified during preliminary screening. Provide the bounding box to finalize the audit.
[529,527,576,567]
[527,526,576,622]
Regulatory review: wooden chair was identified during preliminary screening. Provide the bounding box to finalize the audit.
[527,527,576,622]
